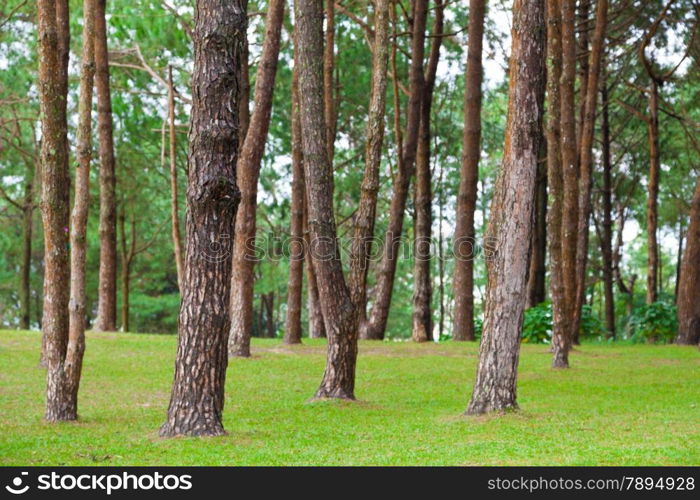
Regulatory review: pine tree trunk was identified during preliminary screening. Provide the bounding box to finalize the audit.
[160,0,244,437]
[453,0,485,341]
[571,0,607,345]
[20,168,34,330]
[411,0,444,343]
[39,0,72,421]
[94,0,118,332]
[168,66,185,292]
[556,0,579,365]
[296,0,358,399]
[228,0,284,357]
[363,0,428,341]
[304,202,327,338]
[645,80,660,304]
[599,77,616,337]
[676,176,700,345]
[546,0,569,369]
[323,0,336,164]
[284,52,305,345]
[526,152,547,308]
[348,0,390,327]
[65,0,96,418]
[467,0,546,414]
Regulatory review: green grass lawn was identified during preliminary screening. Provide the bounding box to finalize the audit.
[0,330,698,465]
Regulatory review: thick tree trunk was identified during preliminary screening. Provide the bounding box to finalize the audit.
[38,0,72,421]
[168,66,185,292]
[348,0,390,327]
[94,0,118,332]
[466,0,546,414]
[324,0,336,163]
[453,0,485,341]
[546,0,567,367]
[676,176,700,345]
[65,0,95,418]
[160,0,244,437]
[363,0,428,341]
[296,0,358,399]
[228,0,284,357]
[412,0,444,343]
[645,80,660,304]
[599,78,615,337]
[284,55,305,345]
[555,0,579,365]
[570,0,607,345]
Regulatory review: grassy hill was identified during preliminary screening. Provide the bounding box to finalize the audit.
[0,330,698,465]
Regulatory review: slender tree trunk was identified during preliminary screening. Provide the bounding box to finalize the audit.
[118,210,134,333]
[453,0,485,341]
[600,78,615,337]
[40,0,70,366]
[570,0,607,345]
[239,0,250,145]
[575,0,590,154]
[94,0,118,332]
[228,0,284,357]
[296,0,358,399]
[348,0,390,327]
[304,202,326,338]
[363,0,428,341]
[555,0,579,364]
[526,155,547,308]
[284,44,305,345]
[167,66,185,292]
[676,176,700,345]
[160,0,244,437]
[412,0,444,343]
[437,154,446,339]
[546,0,569,365]
[20,169,34,330]
[38,0,72,421]
[324,0,336,163]
[645,80,660,304]
[674,216,683,303]
[466,0,546,414]
[66,0,96,417]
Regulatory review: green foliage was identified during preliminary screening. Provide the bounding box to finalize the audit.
[122,293,180,334]
[579,304,608,340]
[522,302,552,344]
[629,302,679,344]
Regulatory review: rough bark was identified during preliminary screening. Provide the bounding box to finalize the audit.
[348,0,390,326]
[412,0,444,343]
[555,0,578,365]
[323,0,336,163]
[645,80,660,304]
[239,0,250,144]
[570,0,607,345]
[65,0,95,419]
[304,202,327,338]
[546,0,569,367]
[161,0,244,437]
[575,0,590,154]
[363,0,428,340]
[94,0,118,332]
[296,0,358,399]
[453,0,485,341]
[168,66,185,292]
[466,0,546,414]
[599,77,615,337]
[228,0,284,357]
[40,0,70,366]
[20,165,34,330]
[284,35,305,346]
[676,176,700,345]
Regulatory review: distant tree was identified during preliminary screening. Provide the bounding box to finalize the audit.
[466,0,546,414]
[160,0,244,437]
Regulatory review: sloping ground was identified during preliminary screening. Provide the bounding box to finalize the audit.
[0,330,698,465]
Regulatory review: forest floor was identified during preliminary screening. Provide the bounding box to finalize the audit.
[0,330,698,466]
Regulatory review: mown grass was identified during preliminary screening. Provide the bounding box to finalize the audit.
[0,330,698,465]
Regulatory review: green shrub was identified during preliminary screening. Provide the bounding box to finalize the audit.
[522,301,552,344]
[629,302,678,344]
[579,304,607,339]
